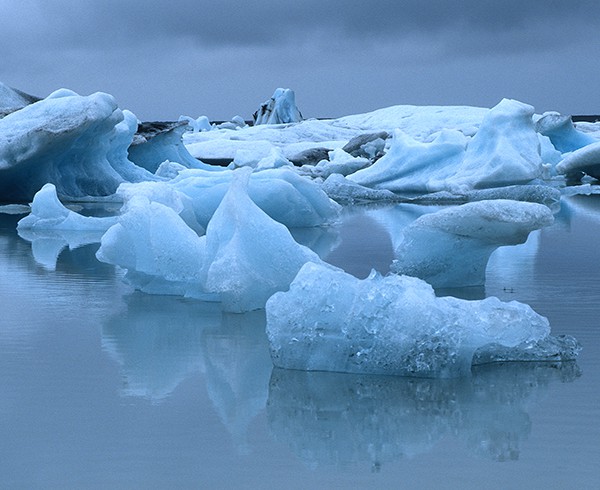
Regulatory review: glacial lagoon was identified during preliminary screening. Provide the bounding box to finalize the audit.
[1,195,599,488]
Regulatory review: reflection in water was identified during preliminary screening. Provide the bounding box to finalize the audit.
[202,310,273,453]
[267,362,580,469]
[102,294,221,401]
[17,228,107,272]
[102,296,273,452]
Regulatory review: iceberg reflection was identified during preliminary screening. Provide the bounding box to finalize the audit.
[102,294,221,401]
[102,296,272,452]
[267,362,580,469]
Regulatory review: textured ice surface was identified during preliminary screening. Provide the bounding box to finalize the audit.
[169,167,341,228]
[0,90,155,202]
[347,129,468,192]
[347,99,545,194]
[266,262,578,378]
[391,200,554,288]
[556,140,600,180]
[97,168,325,311]
[199,168,325,312]
[300,147,371,179]
[96,195,208,297]
[116,181,204,235]
[253,88,302,125]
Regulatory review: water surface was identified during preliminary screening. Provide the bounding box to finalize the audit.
[0,197,599,488]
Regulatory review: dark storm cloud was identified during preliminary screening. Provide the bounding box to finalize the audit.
[5,0,600,49]
[2,0,600,119]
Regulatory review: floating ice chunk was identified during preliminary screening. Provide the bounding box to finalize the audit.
[304,148,371,179]
[0,90,154,202]
[555,140,600,181]
[266,262,576,378]
[321,174,401,204]
[97,169,328,311]
[253,88,303,125]
[178,115,212,132]
[347,99,545,194]
[116,181,204,235]
[453,99,544,190]
[17,183,118,231]
[96,196,207,296]
[535,112,596,153]
[128,121,217,173]
[391,200,554,288]
[200,168,326,312]
[347,129,468,193]
[170,167,341,228]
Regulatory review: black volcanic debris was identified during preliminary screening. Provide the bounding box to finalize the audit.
[0,82,40,118]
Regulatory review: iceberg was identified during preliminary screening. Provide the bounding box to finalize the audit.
[128,121,218,173]
[169,167,341,229]
[535,112,596,154]
[266,262,579,378]
[0,89,154,202]
[199,168,326,312]
[96,195,208,297]
[17,183,118,232]
[347,99,546,194]
[555,140,600,181]
[391,200,554,288]
[97,168,327,311]
[178,115,212,133]
[253,88,302,125]
[347,129,468,193]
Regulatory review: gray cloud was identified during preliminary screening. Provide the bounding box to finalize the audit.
[1,1,600,120]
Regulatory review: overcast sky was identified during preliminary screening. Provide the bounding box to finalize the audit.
[1,1,600,121]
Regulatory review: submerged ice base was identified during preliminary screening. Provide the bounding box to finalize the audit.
[266,263,580,378]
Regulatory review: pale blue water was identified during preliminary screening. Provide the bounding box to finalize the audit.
[0,196,599,489]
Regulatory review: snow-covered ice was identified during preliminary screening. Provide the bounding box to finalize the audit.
[347,99,546,194]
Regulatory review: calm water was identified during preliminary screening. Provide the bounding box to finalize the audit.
[0,196,599,489]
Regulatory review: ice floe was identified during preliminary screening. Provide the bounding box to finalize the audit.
[266,262,579,378]
[390,200,554,288]
[0,90,154,202]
